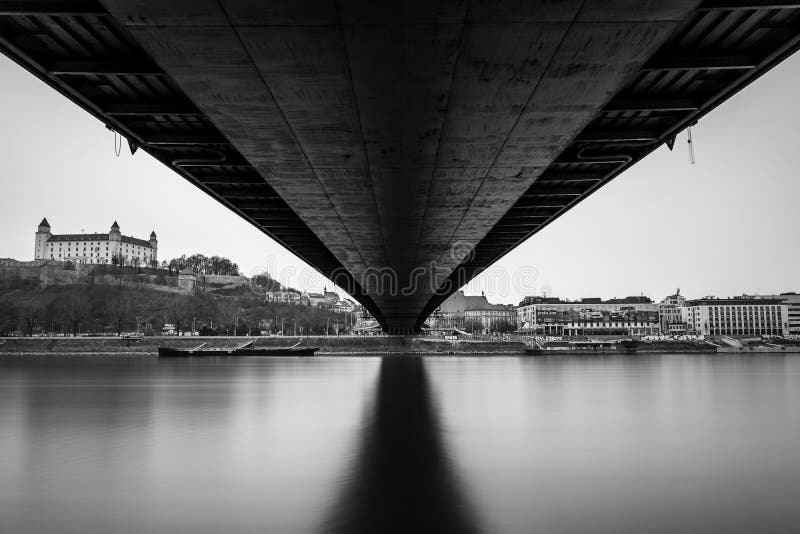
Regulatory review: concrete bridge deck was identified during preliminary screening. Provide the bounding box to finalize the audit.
[2,1,799,332]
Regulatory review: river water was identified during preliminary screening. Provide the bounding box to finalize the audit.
[1,354,798,534]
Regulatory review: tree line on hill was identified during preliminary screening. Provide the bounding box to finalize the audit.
[98,252,242,275]
[161,254,240,276]
[0,282,351,337]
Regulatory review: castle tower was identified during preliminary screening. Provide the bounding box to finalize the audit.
[34,217,51,260]
[109,220,121,241]
[108,221,122,264]
[149,231,158,262]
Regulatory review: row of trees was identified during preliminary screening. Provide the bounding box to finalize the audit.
[463,318,516,334]
[54,252,240,276]
[0,286,351,337]
[3,293,135,337]
[162,254,240,276]
[110,252,159,269]
[164,295,353,336]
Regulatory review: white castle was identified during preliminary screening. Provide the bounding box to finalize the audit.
[34,218,158,266]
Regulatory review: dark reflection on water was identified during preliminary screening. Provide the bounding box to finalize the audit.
[322,356,481,534]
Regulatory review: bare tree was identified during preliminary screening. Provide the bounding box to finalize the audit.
[494,319,517,334]
[167,297,191,336]
[20,304,42,337]
[63,294,90,336]
[0,302,20,335]
[106,295,132,336]
[217,298,240,335]
[238,313,251,336]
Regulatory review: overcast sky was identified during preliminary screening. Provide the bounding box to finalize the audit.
[1,52,799,304]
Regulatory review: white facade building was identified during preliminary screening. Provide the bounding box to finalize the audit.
[744,293,800,336]
[34,218,157,266]
[778,293,800,335]
[659,289,687,335]
[682,298,788,337]
[334,300,356,313]
[265,291,301,304]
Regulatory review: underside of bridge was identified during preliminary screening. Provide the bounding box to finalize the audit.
[2,1,799,333]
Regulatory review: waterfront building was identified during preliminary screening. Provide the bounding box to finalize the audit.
[464,307,517,334]
[34,218,157,266]
[778,293,800,335]
[430,290,498,329]
[659,289,688,335]
[517,296,660,336]
[740,293,800,336]
[682,297,788,337]
[559,320,659,337]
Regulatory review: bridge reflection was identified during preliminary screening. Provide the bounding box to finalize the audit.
[322,356,482,534]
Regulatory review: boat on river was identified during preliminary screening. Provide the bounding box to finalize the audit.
[158,339,318,357]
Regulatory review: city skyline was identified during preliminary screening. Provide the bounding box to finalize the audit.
[2,52,799,305]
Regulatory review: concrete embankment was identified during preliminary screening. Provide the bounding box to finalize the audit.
[0,336,526,355]
[717,346,800,353]
[528,348,716,356]
[528,346,800,355]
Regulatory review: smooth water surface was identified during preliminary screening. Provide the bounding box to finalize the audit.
[1,354,799,533]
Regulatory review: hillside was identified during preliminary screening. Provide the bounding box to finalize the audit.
[0,276,351,337]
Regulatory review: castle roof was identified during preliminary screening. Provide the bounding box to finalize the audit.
[150,230,157,238]
[48,233,108,242]
[47,233,153,248]
[39,217,50,228]
[111,221,120,229]
[121,235,151,247]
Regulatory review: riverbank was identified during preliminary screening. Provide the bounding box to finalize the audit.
[527,348,715,355]
[526,340,800,355]
[0,335,527,355]
[4,336,799,356]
